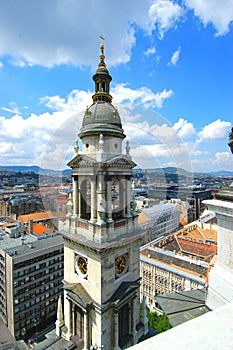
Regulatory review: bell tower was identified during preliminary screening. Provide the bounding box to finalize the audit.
[59,39,148,349]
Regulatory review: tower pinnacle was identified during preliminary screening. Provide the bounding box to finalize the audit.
[92,36,112,103]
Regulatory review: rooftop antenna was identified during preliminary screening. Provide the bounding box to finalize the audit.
[99,35,105,54]
[100,34,105,42]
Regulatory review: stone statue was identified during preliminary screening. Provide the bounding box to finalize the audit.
[74,140,79,155]
[126,140,132,159]
[228,127,233,154]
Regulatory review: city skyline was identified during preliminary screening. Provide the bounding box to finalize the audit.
[0,0,232,172]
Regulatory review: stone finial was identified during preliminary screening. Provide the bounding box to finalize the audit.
[99,134,104,152]
[228,127,233,154]
[67,192,73,214]
[55,294,64,336]
[126,140,131,159]
[97,134,105,162]
[74,140,79,155]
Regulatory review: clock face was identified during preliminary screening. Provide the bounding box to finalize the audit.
[115,255,127,276]
[75,255,88,277]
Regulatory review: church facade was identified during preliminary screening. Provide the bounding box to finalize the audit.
[56,41,148,349]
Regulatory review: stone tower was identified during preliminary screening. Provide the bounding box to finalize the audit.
[59,41,148,349]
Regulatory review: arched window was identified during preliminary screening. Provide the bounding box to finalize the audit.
[80,179,91,220]
[101,82,105,92]
[112,179,123,220]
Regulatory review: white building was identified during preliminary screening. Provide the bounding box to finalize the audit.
[139,202,180,244]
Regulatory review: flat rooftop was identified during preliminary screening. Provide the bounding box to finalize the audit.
[128,302,233,350]
[0,232,63,258]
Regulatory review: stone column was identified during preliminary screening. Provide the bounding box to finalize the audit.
[72,304,75,335]
[106,180,113,222]
[66,299,72,340]
[55,294,64,337]
[125,178,132,218]
[119,179,125,217]
[131,298,137,344]
[113,311,121,350]
[141,296,148,336]
[96,172,106,225]
[72,176,79,215]
[90,178,97,223]
[128,303,132,335]
[83,311,89,350]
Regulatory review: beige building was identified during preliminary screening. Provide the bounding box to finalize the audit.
[169,198,193,225]
[56,42,148,350]
[0,221,63,340]
[140,222,217,311]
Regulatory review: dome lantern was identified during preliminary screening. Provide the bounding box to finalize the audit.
[79,37,125,140]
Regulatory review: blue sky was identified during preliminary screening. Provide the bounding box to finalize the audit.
[0,0,232,173]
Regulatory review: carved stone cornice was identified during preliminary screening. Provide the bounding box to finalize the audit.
[67,154,96,169]
[68,154,137,170]
[106,155,137,169]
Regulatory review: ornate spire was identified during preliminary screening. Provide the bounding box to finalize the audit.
[98,35,107,71]
[92,36,112,103]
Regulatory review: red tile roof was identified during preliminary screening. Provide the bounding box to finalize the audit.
[26,223,51,235]
[19,211,66,223]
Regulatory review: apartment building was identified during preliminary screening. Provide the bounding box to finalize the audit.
[0,221,63,340]
[138,201,180,245]
[140,222,217,311]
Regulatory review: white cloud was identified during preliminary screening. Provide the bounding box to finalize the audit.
[0,0,228,69]
[212,151,232,166]
[191,150,233,172]
[0,84,174,168]
[169,46,181,66]
[2,102,21,115]
[131,141,192,171]
[197,119,232,142]
[41,84,173,113]
[173,117,196,138]
[0,85,230,173]
[144,47,156,56]
[0,107,83,168]
[148,0,184,38]
[0,61,3,69]
[189,149,208,156]
[124,121,178,146]
[0,1,135,67]
[185,0,233,36]
[41,90,92,112]
[112,84,173,108]
[0,0,185,68]
[0,86,194,170]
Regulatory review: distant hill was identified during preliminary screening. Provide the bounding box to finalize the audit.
[207,170,233,176]
[0,165,41,173]
[0,165,71,175]
[143,166,192,176]
[1,165,232,177]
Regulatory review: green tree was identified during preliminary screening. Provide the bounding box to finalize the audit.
[146,307,172,334]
